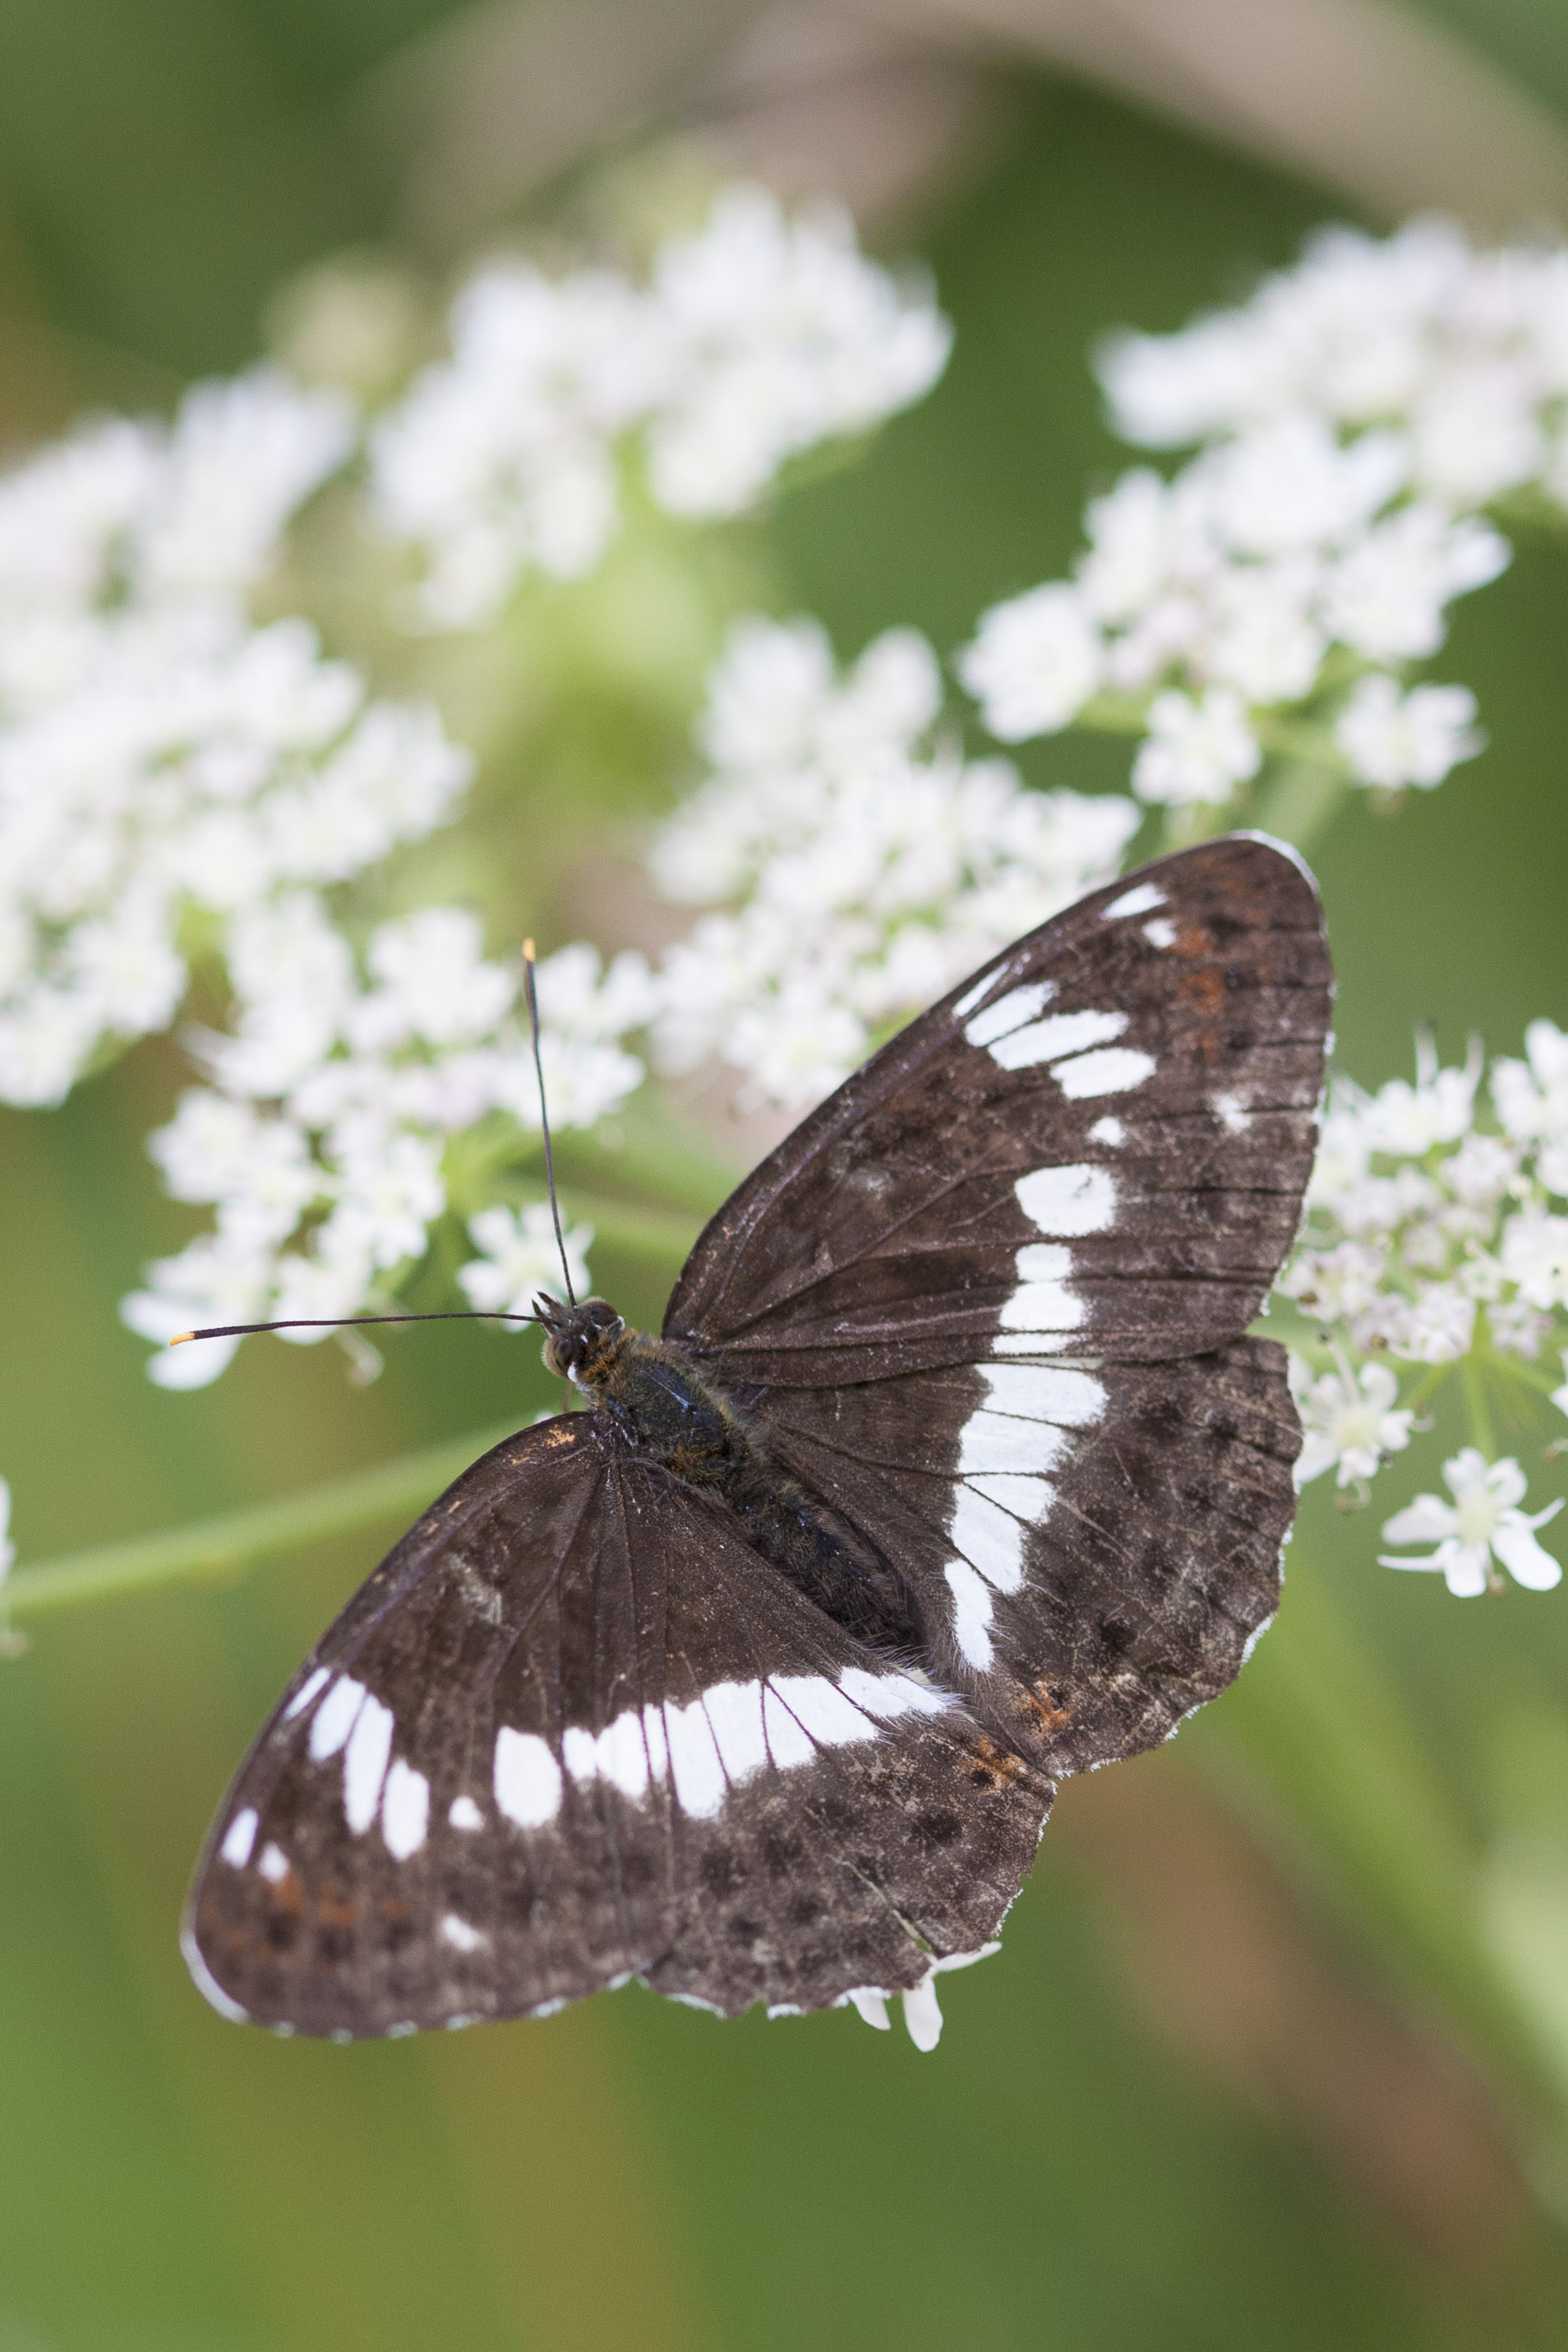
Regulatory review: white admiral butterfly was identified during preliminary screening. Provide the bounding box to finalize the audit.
[183,835,1331,2045]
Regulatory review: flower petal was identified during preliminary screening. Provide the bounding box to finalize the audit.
[1492,1517,1564,1592]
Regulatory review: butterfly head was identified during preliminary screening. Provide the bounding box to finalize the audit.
[536,1294,627,1388]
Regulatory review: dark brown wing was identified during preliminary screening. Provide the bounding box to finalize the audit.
[757,1340,1300,1775]
[183,1417,1050,2039]
[664,836,1331,1385]
[660,835,1329,1769]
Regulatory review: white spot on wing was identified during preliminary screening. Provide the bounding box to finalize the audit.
[977,1361,1105,1426]
[440,1913,485,1953]
[381,1759,430,1860]
[986,1007,1127,1072]
[837,1667,951,1721]
[703,1680,771,1787]
[762,1684,818,1768]
[1089,1115,1124,1146]
[494,1727,562,1828]
[949,1486,1026,1593]
[564,1712,655,1801]
[219,1808,258,1867]
[1212,1090,1252,1134]
[308,1675,366,1760]
[283,1666,330,1722]
[953,966,1008,1019]
[662,1695,726,1819]
[968,1472,1054,1527]
[448,1795,484,1830]
[957,1409,1065,1477]
[944,1561,996,1667]
[1104,881,1165,920]
[1142,918,1177,948]
[343,1695,394,1835]
[963,980,1056,1049]
[768,1674,873,1748]
[1054,1046,1156,1099]
[1016,1162,1118,1237]
[542,1671,944,1821]
[257,1842,290,1884]
[997,1244,1084,1338]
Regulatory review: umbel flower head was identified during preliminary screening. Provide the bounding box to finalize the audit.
[370,186,952,629]
[648,616,1137,1108]
[0,370,473,1109]
[1379,1450,1563,1597]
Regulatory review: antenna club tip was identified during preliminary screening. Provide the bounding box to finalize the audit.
[168,1331,196,1346]
[523,937,536,962]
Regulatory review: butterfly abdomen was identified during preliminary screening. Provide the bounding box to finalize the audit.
[587,1329,925,1658]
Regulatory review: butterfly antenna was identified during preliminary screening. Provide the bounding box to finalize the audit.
[168,1312,542,1346]
[523,938,577,1307]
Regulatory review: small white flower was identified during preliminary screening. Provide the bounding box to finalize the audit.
[958,584,1105,740]
[1335,673,1482,790]
[120,1238,275,1390]
[1492,1020,1568,1149]
[1359,1035,1480,1156]
[459,1204,593,1317]
[1132,687,1261,805]
[1499,1208,1568,1312]
[1290,1354,1414,1487]
[329,1132,446,1272]
[1320,505,1508,664]
[1380,1450,1563,1596]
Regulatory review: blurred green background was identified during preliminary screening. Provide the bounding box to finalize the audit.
[7,3,1568,2349]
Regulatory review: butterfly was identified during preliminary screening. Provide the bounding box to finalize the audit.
[183,833,1332,2048]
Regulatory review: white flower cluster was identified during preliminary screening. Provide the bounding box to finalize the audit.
[954,217,1568,807]
[1100,217,1568,496]
[1281,1022,1568,1593]
[122,902,654,1387]
[1284,1025,1568,1370]
[648,617,1140,1108]
[0,370,474,1109]
[370,187,951,627]
[959,416,1497,805]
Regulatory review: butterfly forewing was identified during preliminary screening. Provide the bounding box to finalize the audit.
[186,1420,1051,2037]
[664,836,1330,1384]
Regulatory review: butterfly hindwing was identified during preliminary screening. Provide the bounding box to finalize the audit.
[185,1418,1051,2038]
[757,1338,1300,1773]
[664,836,1330,1384]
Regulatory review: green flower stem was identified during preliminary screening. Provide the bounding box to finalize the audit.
[1462,1347,1500,1457]
[1249,759,1353,855]
[3,1420,523,1625]
[1199,1541,1560,2114]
